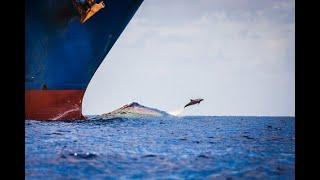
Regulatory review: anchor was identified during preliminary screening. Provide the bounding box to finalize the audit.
[72,0,105,23]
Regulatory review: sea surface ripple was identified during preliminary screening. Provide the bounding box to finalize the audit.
[25,116,295,179]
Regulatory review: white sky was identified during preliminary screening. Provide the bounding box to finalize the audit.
[83,0,295,116]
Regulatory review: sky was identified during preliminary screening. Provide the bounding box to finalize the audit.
[82,0,295,116]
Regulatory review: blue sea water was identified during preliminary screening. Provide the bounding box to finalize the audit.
[25,116,295,179]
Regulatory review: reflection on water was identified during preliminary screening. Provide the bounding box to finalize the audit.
[25,116,295,179]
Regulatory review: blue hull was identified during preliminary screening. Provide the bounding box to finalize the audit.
[26,0,143,90]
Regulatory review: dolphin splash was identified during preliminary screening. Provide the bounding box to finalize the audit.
[168,107,185,116]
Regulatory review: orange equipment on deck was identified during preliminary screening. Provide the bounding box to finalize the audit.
[72,0,105,23]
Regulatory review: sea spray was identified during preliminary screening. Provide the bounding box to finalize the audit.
[169,107,185,116]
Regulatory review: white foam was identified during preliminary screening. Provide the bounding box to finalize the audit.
[168,107,185,116]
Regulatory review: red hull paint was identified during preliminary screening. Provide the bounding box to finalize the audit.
[25,90,85,120]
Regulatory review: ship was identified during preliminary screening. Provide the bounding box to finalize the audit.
[25,0,144,120]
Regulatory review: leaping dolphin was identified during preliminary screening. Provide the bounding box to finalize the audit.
[184,98,204,108]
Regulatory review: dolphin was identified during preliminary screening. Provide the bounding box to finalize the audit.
[184,98,204,108]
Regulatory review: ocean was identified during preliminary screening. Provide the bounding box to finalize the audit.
[25,116,295,179]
